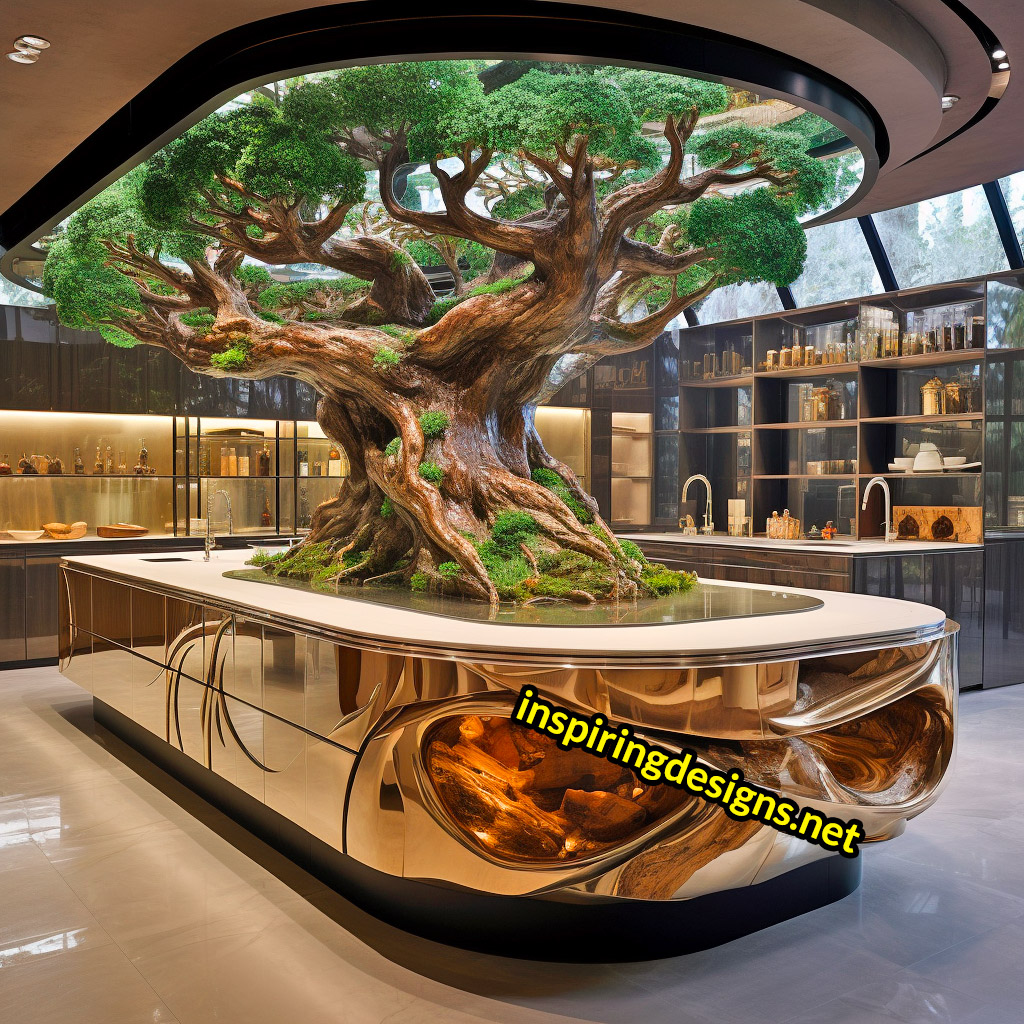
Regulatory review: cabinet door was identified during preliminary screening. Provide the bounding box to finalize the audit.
[0,557,26,664]
[25,556,60,660]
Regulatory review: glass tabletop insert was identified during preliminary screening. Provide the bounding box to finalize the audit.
[223,569,823,626]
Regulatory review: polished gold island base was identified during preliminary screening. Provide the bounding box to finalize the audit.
[58,563,958,958]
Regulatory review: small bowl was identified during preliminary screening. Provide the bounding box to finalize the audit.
[943,456,967,467]
[913,450,944,472]
[893,457,915,469]
[8,529,45,541]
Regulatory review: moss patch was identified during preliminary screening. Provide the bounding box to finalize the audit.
[418,461,444,484]
[418,410,450,439]
[210,337,252,371]
[532,467,593,523]
[372,345,401,371]
[383,437,402,458]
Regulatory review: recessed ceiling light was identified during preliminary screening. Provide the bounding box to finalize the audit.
[15,35,49,50]
[7,50,38,64]
[997,60,1011,70]
[941,95,960,111]
[993,48,1007,60]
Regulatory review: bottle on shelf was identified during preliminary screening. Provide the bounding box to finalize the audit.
[261,496,272,527]
[47,454,64,475]
[257,444,271,477]
[219,445,229,477]
[298,448,309,477]
[73,447,84,475]
[0,454,11,476]
[19,453,38,475]
[228,447,238,477]
[328,444,342,477]
[93,445,104,475]
[105,445,114,475]
[117,449,127,475]
[238,452,250,476]
[134,438,150,475]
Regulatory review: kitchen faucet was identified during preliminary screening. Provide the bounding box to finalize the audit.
[204,489,233,561]
[681,474,714,535]
[861,477,896,542]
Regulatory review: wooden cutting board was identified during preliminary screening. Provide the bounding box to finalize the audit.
[893,506,982,544]
[96,523,149,538]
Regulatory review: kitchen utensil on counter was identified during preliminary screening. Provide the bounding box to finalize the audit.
[7,529,45,541]
[43,521,87,540]
[96,523,149,538]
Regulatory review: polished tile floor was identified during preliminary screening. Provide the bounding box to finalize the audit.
[0,665,1020,1024]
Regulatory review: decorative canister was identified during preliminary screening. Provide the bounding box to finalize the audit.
[766,349,778,371]
[944,379,962,414]
[780,346,793,369]
[921,376,945,416]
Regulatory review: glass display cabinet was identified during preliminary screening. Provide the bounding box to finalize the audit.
[671,279,996,540]
[610,412,652,528]
[0,410,175,537]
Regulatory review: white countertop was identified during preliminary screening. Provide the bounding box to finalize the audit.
[619,533,983,555]
[61,548,950,667]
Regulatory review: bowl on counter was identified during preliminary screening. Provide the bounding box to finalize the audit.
[943,456,967,467]
[7,529,45,541]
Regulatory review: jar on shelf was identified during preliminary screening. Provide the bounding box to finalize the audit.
[944,379,963,414]
[766,349,778,372]
[921,376,945,416]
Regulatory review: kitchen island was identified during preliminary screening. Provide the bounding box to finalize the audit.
[57,549,958,958]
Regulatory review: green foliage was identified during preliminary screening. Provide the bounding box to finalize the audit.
[418,461,444,484]
[609,69,730,122]
[418,410,450,439]
[437,561,461,580]
[378,323,416,343]
[179,308,216,330]
[691,123,835,215]
[372,345,401,371]
[342,549,369,569]
[491,510,540,550]
[618,539,648,565]
[257,276,363,312]
[640,564,697,596]
[426,273,532,325]
[531,467,593,523]
[383,437,402,457]
[410,570,429,592]
[233,264,273,289]
[389,249,412,271]
[380,497,394,518]
[688,188,807,287]
[490,184,546,222]
[209,339,251,371]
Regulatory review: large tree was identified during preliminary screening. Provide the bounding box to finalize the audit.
[43,61,839,606]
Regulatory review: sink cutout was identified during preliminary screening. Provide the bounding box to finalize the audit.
[141,557,191,562]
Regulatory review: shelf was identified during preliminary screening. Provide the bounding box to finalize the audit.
[1,473,172,480]
[753,474,856,480]
[754,420,855,430]
[861,349,984,369]
[861,413,984,425]
[755,362,859,378]
[679,374,752,389]
[611,475,653,481]
[680,425,752,434]
[865,471,983,479]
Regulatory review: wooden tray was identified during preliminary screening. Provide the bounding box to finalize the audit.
[96,523,149,538]
[893,505,982,544]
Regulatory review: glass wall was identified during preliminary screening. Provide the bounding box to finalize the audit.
[789,218,882,307]
[872,186,1007,288]
[694,282,784,324]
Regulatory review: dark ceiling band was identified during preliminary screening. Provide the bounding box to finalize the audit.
[0,0,883,263]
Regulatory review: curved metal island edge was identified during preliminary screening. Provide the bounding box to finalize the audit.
[56,550,958,960]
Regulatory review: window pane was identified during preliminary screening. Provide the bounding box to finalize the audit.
[872,186,1008,288]
[0,277,52,308]
[695,282,783,324]
[790,218,882,307]
[997,172,1024,246]
[654,433,679,521]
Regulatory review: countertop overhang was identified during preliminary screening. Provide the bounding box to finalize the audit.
[60,549,951,669]
[619,533,983,555]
